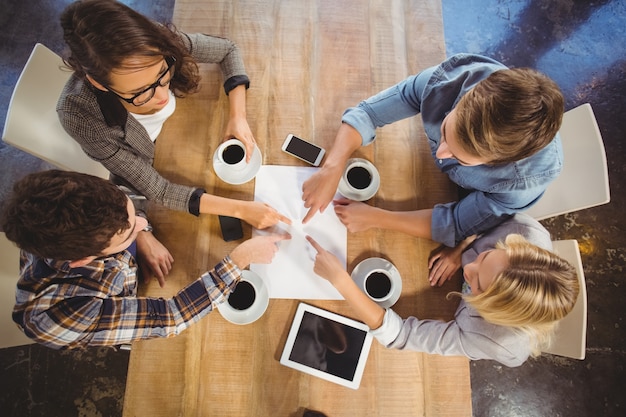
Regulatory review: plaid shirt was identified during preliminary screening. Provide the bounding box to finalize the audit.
[12,248,242,349]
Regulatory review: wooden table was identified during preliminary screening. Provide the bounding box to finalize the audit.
[123,1,470,416]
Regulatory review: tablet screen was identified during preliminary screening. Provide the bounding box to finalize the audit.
[279,303,373,389]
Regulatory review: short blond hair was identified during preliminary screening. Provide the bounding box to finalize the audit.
[463,234,579,356]
[455,68,564,164]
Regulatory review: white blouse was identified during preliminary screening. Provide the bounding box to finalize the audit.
[130,90,177,141]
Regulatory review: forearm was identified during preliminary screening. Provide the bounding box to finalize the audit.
[199,192,248,217]
[228,84,247,120]
[333,273,385,330]
[94,257,241,346]
[375,207,434,240]
[323,123,363,171]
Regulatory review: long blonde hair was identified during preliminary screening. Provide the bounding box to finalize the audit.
[463,234,579,356]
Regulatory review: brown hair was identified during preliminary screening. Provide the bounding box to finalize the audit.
[455,68,564,164]
[60,0,199,96]
[1,170,130,260]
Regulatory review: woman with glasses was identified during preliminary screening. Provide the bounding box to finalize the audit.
[306,214,579,367]
[57,0,289,228]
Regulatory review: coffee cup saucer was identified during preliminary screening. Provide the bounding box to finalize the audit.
[217,270,269,325]
[351,257,402,308]
[337,158,380,201]
[213,144,262,185]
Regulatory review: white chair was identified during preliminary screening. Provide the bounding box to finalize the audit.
[0,233,34,348]
[2,43,109,179]
[524,103,610,220]
[543,239,587,360]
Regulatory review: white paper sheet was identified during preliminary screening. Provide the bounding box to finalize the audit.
[251,165,346,299]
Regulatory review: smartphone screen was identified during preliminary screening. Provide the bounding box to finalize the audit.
[218,215,243,241]
[282,134,325,165]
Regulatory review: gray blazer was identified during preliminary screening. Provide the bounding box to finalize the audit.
[57,32,249,214]
[370,214,553,367]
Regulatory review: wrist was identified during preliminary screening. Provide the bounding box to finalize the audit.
[228,86,247,117]
[228,201,248,222]
[228,245,250,270]
[331,271,353,291]
[324,123,363,166]
[228,111,247,121]
[322,157,346,173]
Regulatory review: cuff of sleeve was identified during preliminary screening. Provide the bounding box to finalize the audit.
[431,203,458,247]
[341,107,377,146]
[224,75,250,95]
[211,255,243,289]
[201,256,243,306]
[188,188,205,216]
[370,308,403,347]
[205,255,242,294]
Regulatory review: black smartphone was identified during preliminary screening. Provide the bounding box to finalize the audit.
[281,134,326,166]
[218,215,244,241]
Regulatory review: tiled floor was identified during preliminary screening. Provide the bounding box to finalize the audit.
[0,1,624,416]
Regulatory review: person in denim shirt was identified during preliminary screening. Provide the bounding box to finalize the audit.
[302,54,564,281]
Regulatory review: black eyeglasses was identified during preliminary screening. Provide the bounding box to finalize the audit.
[105,56,176,106]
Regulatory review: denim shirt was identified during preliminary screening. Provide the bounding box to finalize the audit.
[341,54,563,247]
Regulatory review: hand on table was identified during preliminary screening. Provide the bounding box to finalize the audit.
[333,198,378,233]
[230,233,291,269]
[136,231,174,288]
[428,235,477,286]
[301,164,344,224]
[427,244,463,286]
[224,115,256,163]
[241,201,292,229]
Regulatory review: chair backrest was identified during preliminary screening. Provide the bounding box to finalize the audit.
[524,103,610,220]
[2,43,109,179]
[543,239,587,360]
[0,233,34,348]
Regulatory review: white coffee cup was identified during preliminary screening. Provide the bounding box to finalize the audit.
[338,158,380,201]
[218,270,269,325]
[363,268,394,303]
[217,139,247,171]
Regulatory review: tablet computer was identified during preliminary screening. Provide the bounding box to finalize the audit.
[279,302,373,390]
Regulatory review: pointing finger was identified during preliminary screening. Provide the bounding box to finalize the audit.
[305,235,323,253]
[302,207,317,224]
[277,212,292,225]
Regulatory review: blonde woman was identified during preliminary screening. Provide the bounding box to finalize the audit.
[307,214,579,367]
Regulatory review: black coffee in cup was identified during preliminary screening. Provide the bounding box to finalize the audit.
[347,166,372,190]
[228,280,256,310]
[222,144,245,165]
[365,271,392,299]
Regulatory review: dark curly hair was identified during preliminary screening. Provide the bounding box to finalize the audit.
[60,0,199,96]
[1,170,130,260]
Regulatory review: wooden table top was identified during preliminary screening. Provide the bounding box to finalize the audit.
[123,1,471,416]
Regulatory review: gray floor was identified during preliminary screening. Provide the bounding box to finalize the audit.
[0,0,624,416]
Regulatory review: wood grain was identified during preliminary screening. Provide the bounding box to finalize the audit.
[123,1,470,416]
